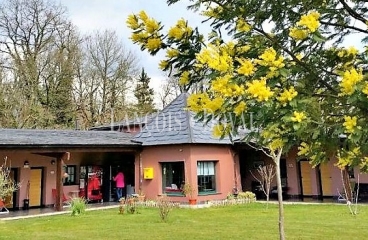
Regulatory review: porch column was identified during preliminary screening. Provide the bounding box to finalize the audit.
[55,152,69,211]
[55,154,63,211]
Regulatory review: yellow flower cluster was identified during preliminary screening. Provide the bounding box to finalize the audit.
[336,147,360,170]
[146,38,162,51]
[159,60,168,70]
[362,83,368,97]
[289,28,308,40]
[233,101,247,116]
[289,11,320,40]
[236,18,251,32]
[277,87,298,106]
[268,138,285,151]
[126,14,139,30]
[179,71,190,85]
[127,11,162,53]
[245,78,274,102]
[237,58,256,76]
[187,93,209,113]
[201,5,223,18]
[337,46,359,58]
[212,123,229,138]
[187,93,224,113]
[297,11,320,32]
[339,68,363,95]
[168,18,192,40]
[196,44,233,72]
[166,48,179,58]
[205,97,225,113]
[291,111,306,122]
[343,116,359,134]
[256,47,285,69]
[297,142,310,156]
[210,75,245,97]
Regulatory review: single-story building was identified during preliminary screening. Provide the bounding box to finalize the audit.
[1,93,368,211]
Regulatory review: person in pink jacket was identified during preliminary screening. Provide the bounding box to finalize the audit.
[113,170,125,201]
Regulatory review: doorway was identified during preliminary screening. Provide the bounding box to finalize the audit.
[319,163,332,196]
[5,168,18,210]
[29,168,43,207]
[299,161,312,196]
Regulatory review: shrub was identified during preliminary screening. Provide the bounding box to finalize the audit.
[70,197,87,216]
[237,191,256,202]
[157,195,173,222]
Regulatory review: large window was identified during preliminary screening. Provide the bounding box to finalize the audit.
[197,161,216,194]
[63,165,76,185]
[161,162,184,195]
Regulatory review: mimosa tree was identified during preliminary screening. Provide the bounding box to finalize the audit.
[127,1,368,239]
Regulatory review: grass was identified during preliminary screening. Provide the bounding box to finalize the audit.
[0,203,368,239]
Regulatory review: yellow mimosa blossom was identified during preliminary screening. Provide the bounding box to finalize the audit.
[237,58,256,76]
[201,6,223,18]
[258,47,277,64]
[138,10,149,22]
[360,157,368,170]
[146,38,162,51]
[277,87,298,106]
[187,93,210,113]
[296,53,303,60]
[246,78,274,102]
[339,68,363,95]
[196,44,233,72]
[126,14,139,30]
[297,142,310,156]
[362,83,368,96]
[236,18,251,32]
[256,47,285,69]
[238,45,251,53]
[291,111,306,123]
[145,19,160,34]
[233,101,246,116]
[205,97,224,113]
[159,60,168,70]
[297,11,320,32]
[346,46,359,56]
[289,27,308,40]
[336,147,360,169]
[130,32,149,43]
[212,124,226,138]
[343,116,359,133]
[269,138,284,151]
[166,48,179,58]
[168,18,192,40]
[210,74,231,94]
[179,71,190,85]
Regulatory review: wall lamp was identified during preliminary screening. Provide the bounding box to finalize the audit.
[51,159,56,165]
[23,160,30,168]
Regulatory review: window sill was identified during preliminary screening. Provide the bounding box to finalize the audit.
[198,191,219,196]
[164,193,185,197]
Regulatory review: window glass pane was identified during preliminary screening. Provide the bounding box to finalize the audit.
[197,161,216,193]
[161,162,184,195]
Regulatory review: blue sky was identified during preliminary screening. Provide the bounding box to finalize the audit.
[59,0,208,99]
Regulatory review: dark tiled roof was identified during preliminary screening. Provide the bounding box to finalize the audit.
[133,93,231,146]
[90,113,157,131]
[0,129,139,148]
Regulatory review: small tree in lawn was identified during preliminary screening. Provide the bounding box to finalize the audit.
[250,163,276,209]
[0,157,20,202]
[127,2,368,239]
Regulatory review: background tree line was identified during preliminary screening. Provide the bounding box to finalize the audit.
[0,0,180,130]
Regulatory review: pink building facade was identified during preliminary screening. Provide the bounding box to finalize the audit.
[1,93,368,211]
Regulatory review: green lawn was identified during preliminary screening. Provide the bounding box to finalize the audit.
[0,203,367,239]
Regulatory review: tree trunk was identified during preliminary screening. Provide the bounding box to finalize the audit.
[274,150,285,240]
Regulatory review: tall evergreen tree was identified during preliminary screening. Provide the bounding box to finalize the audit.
[134,68,155,114]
